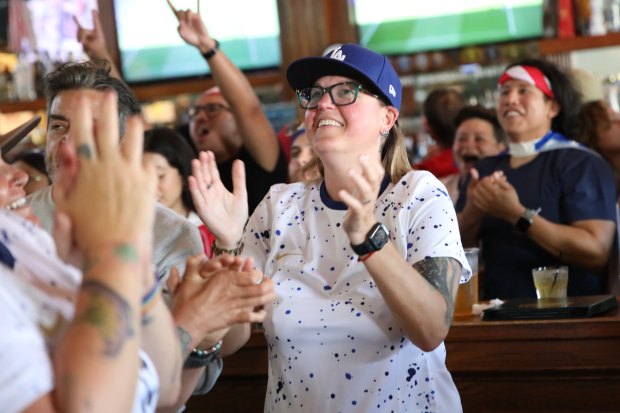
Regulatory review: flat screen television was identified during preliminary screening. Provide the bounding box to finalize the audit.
[113,0,281,84]
[353,0,544,55]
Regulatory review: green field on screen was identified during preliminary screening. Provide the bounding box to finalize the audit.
[120,37,281,83]
[359,5,542,54]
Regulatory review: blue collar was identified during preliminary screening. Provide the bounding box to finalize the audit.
[320,174,391,210]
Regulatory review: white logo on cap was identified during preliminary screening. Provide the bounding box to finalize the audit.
[389,84,396,97]
[329,47,346,61]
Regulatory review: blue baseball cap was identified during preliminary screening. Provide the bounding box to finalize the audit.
[287,43,402,111]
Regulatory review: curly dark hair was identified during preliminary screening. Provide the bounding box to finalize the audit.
[577,100,610,150]
[505,58,581,139]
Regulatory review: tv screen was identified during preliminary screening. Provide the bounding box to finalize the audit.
[354,0,544,55]
[113,0,281,83]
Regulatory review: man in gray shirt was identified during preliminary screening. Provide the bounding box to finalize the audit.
[29,61,203,282]
[28,60,221,400]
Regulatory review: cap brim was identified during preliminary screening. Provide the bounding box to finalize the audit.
[287,57,380,96]
[0,116,42,157]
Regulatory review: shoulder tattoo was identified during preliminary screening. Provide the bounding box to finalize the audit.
[413,256,462,325]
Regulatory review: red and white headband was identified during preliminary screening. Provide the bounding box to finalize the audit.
[498,65,554,99]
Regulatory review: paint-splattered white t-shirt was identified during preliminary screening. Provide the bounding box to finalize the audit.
[243,170,470,413]
[0,210,159,413]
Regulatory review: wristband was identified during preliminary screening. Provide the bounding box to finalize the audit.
[201,39,220,60]
[358,251,376,262]
[212,239,244,256]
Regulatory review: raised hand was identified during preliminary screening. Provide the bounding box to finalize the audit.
[166,0,213,51]
[74,10,110,61]
[339,155,384,245]
[54,91,156,261]
[189,151,248,247]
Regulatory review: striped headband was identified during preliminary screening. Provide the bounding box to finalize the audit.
[498,65,554,99]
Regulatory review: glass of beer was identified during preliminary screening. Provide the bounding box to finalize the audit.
[454,247,479,316]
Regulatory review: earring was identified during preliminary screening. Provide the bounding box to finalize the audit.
[380,130,389,139]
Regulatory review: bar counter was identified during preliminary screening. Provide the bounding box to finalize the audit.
[186,305,620,413]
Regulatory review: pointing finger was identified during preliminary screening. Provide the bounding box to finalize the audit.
[166,0,179,17]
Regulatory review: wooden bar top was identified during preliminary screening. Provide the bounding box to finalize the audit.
[187,306,620,413]
[446,305,620,412]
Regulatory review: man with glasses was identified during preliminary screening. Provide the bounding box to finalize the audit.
[169,1,287,213]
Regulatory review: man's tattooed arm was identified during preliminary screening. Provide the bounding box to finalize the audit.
[413,257,462,325]
[78,280,135,357]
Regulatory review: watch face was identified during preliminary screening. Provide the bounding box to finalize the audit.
[370,224,389,249]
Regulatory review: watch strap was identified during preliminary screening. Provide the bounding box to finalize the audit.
[201,39,220,60]
[515,207,541,234]
[351,223,389,255]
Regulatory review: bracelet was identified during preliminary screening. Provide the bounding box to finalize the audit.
[201,39,220,60]
[212,239,244,256]
[184,340,223,369]
[358,251,376,262]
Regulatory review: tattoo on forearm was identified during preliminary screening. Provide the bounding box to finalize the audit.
[413,257,461,325]
[177,325,193,358]
[78,280,135,357]
[141,313,153,326]
[114,243,140,262]
[83,243,140,274]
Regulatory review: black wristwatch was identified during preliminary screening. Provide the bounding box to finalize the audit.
[351,223,390,256]
[515,208,540,234]
[201,39,220,60]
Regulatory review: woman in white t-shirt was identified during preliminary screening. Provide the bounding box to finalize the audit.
[190,44,471,412]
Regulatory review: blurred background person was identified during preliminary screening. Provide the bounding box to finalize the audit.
[441,105,507,203]
[168,1,287,214]
[578,100,620,194]
[413,88,464,178]
[287,124,316,182]
[11,148,51,195]
[143,127,215,257]
[573,67,620,195]
[457,59,617,299]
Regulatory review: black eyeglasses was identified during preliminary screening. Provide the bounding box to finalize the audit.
[187,103,230,118]
[296,81,379,109]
